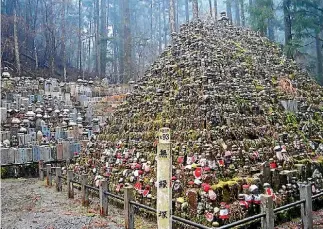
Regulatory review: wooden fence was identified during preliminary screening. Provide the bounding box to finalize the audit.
[40,163,323,229]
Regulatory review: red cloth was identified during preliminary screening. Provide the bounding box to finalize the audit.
[134,182,142,191]
[177,156,184,164]
[194,168,202,179]
[270,162,277,169]
[239,200,249,209]
[205,212,214,222]
[142,189,149,197]
[203,184,211,192]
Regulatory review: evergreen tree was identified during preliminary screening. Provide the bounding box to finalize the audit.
[249,0,274,37]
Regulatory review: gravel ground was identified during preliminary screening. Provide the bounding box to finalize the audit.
[2,178,322,229]
[276,209,323,229]
[0,178,156,229]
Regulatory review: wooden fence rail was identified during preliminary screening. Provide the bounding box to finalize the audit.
[40,164,323,229]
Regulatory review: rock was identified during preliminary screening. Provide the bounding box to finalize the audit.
[76,19,323,226]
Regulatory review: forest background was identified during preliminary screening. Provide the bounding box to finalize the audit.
[1,0,322,85]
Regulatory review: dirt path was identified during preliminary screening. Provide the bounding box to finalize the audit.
[276,209,323,229]
[2,178,322,229]
[0,178,156,229]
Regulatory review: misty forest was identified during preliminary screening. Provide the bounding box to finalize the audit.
[1,0,323,85]
[1,1,323,228]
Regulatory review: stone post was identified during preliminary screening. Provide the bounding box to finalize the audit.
[55,167,62,192]
[300,184,313,229]
[99,180,108,216]
[67,170,74,198]
[157,127,172,229]
[39,160,44,180]
[81,174,89,206]
[124,186,134,229]
[261,194,274,229]
[46,164,52,186]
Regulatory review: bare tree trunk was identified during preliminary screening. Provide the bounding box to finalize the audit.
[169,0,176,34]
[158,0,162,53]
[318,1,323,84]
[88,4,92,73]
[130,6,138,79]
[214,0,218,19]
[248,0,253,26]
[268,19,275,40]
[95,0,101,77]
[316,33,323,84]
[107,0,110,73]
[283,0,292,58]
[100,0,107,77]
[150,0,153,40]
[226,0,232,22]
[112,0,118,80]
[185,0,189,22]
[48,0,55,77]
[208,0,212,17]
[34,46,38,70]
[192,0,198,20]
[78,0,82,75]
[163,0,167,46]
[267,0,274,40]
[176,0,179,31]
[233,0,240,25]
[118,0,124,82]
[24,2,29,59]
[31,0,38,70]
[153,0,158,54]
[240,0,245,26]
[94,0,98,75]
[123,0,132,82]
[13,0,21,76]
[50,37,55,77]
[32,0,39,67]
[62,0,66,81]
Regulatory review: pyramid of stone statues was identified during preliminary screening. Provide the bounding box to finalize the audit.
[103,19,322,158]
[88,19,323,226]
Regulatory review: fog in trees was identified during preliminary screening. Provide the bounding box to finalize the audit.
[1,0,322,84]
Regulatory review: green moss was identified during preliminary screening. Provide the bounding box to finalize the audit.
[253,79,265,91]
[285,112,298,125]
[316,156,323,166]
[255,85,265,91]
[268,106,274,114]
[295,159,311,164]
[233,41,247,53]
[289,73,296,80]
[0,167,8,178]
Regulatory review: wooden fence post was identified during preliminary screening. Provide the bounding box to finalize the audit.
[55,167,62,192]
[81,174,89,206]
[124,186,134,229]
[67,170,74,199]
[100,180,108,216]
[261,194,274,229]
[157,127,172,229]
[300,184,313,229]
[46,164,52,186]
[39,160,44,180]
